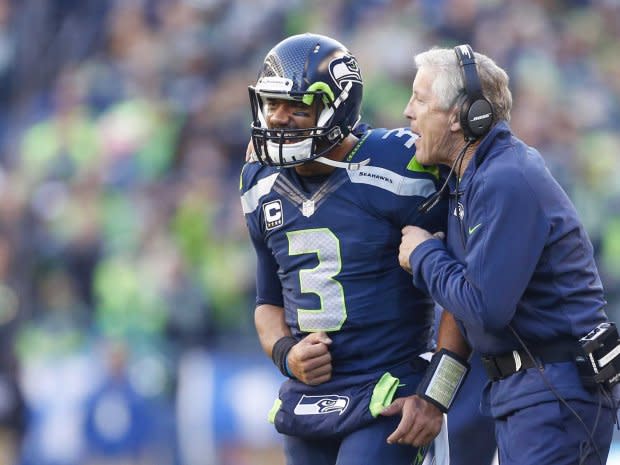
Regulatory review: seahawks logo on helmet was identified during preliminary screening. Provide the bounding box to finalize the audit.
[293,395,349,415]
[329,56,362,90]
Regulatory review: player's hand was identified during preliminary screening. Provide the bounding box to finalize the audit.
[287,331,332,386]
[381,395,443,447]
[399,226,445,273]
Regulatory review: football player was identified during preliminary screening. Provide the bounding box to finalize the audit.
[240,33,469,465]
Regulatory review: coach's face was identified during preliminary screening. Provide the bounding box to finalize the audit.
[404,67,459,167]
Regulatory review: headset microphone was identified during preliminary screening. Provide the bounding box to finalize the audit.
[418,189,445,215]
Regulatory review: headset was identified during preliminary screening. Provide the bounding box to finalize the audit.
[453,44,494,142]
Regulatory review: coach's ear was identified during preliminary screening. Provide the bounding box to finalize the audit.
[449,107,461,134]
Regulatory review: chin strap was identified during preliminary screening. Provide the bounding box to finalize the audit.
[314,156,370,171]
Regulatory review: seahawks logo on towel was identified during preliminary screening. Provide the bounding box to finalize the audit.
[293,395,349,415]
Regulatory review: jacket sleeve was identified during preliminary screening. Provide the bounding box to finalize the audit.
[410,163,549,332]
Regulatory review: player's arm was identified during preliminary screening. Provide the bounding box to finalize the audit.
[255,303,292,358]
[242,174,333,386]
[436,309,471,359]
[255,304,333,385]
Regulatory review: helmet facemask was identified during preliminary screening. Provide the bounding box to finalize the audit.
[249,80,349,167]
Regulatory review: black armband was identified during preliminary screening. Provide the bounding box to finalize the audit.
[272,336,297,378]
[416,348,470,413]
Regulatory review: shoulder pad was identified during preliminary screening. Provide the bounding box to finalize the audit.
[358,128,435,177]
[239,163,280,215]
[239,162,275,194]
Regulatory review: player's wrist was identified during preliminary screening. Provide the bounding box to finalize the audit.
[272,336,297,379]
[416,348,470,413]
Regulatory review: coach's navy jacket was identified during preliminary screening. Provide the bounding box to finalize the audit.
[409,121,610,417]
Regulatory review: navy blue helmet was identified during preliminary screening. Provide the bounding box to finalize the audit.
[249,33,363,167]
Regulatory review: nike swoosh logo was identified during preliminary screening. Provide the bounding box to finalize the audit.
[468,223,482,235]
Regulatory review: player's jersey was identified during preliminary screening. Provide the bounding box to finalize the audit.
[240,128,446,377]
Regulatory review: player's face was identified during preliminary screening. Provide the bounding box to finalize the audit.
[404,67,455,166]
[264,98,318,140]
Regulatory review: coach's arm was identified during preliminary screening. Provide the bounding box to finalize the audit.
[381,310,471,447]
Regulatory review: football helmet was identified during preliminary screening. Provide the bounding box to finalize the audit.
[249,33,364,167]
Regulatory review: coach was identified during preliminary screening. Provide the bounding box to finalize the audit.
[397,44,617,465]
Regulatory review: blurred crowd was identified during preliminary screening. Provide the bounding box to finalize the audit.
[0,0,618,464]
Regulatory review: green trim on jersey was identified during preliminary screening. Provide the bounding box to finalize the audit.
[268,398,282,424]
[407,156,440,179]
[369,372,401,417]
[413,444,430,465]
[239,163,248,190]
[345,129,372,162]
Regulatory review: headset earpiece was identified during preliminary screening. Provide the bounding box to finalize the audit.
[454,44,493,141]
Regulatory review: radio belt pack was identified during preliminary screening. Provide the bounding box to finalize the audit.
[576,321,620,390]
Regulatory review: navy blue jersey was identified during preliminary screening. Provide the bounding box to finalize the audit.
[241,128,446,377]
[410,122,610,415]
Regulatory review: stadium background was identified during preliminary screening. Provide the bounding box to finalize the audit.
[0,0,618,464]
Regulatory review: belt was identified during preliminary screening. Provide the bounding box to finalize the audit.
[481,339,580,381]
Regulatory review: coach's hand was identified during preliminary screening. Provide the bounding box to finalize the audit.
[381,395,443,447]
[287,331,333,385]
[245,140,257,162]
[399,226,445,273]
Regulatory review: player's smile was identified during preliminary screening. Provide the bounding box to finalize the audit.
[269,127,312,144]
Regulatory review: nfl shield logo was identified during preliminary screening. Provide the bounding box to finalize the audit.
[302,200,315,218]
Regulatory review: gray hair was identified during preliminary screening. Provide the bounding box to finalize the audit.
[414,48,512,122]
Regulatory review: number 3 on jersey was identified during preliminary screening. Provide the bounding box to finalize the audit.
[287,228,347,332]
